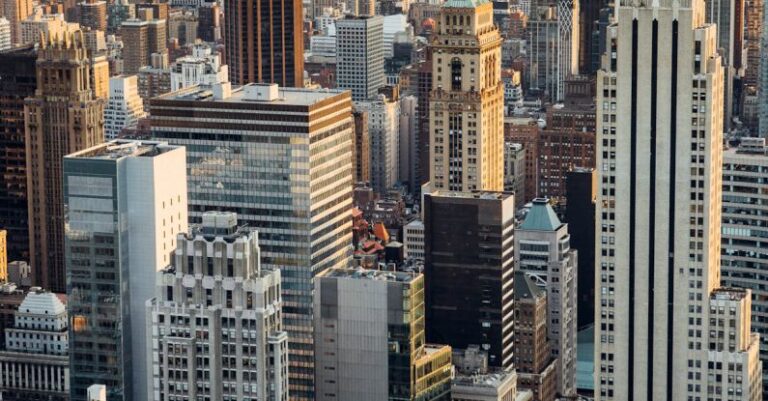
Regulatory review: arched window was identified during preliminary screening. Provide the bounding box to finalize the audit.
[451,59,462,90]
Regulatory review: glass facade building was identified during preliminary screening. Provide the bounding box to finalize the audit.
[151,83,354,399]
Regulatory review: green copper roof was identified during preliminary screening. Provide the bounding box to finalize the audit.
[442,0,490,8]
[519,198,562,231]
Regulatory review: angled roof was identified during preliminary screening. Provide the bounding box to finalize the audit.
[19,291,66,316]
[514,271,545,300]
[519,198,562,231]
[443,0,489,8]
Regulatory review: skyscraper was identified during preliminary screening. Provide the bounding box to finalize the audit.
[104,75,147,139]
[0,17,10,50]
[594,0,762,399]
[314,268,453,401]
[565,168,595,328]
[148,212,288,401]
[78,0,107,31]
[0,45,35,262]
[527,0,580,101]
[355,94,400,194]
[428,0,504,192]
[1,0,32,45]
[25,31,106,293]
[223,0,304,87]
[151,83,353,400]
[705,0,745,129]
[64,139,188,401]
[515,199,577,397]
[119,14,166,74]
[423,190,514,369]
[719,138,768,395]
[336,15,385,101]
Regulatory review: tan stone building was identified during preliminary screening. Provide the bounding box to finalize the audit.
[24,31,105,293]
[428,0,504,192]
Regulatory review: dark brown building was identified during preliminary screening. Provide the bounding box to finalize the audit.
[505,118,539,203]
[25,32,105,293]
[514,271,557,401]
[223,0,304,87]
[78,0,107,31]
[0,46,36,262]
[352,109,370,184]
[424,191,514,369]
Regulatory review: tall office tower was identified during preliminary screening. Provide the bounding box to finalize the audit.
[760,2,768,137]
[20,11,79,46]
[314,268,453,401]
[423,191,514,368]
[0,45,35,262]
[119,15,166,74]
[503,142,526,209]
[223,0,304,87]
[0,290,70,401]
[78,0,106,31]
[170,42,228,91]
[594,0,763,399]
[720,138,768,395]
[1,0,32,45]
[515,199,577,397]
[346,0,375,15]
[197,2,220,42]
[742,0,762,87]
[513,271,557,401]
[336,15,384,101]
[104,75,147,139]
[527,0,579,102]
[705,0,745,129]
[416,59,432,189]
[107,0,133,34]
[564,168,595,328]
[0,17,9,50]
[399,95,419,193]
[137,52,171,108]
[579,0,606,73]
[352,109,371,184]
[428,0,504,192]
[356,94,400,194]
[64,140,188,401]
[148,212,288,401]
[151,83,353,400]
[25,31,105,293]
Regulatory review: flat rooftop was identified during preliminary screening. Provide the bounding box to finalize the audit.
[66,140,178,160]
[156,83,349,106]
[711,287,750,301]
[429,190,513,201]
[452,371,516,389]
[320,267,419,283]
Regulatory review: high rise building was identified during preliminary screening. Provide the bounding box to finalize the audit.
[403,219,425,260]
[119,15,166,74]
[336,15,385,101]
[1,0,32,45]
[564,168,595,328]
[64,140,188,401]
[223,0,304,87]
[705,0,745,129]
[148,212,288,401]
[0,45,35,262]
[104,75,147,139]
[0,230,6,281]
[0,17,10,50]
[19,10,79,46]
[760,0,768,137]
[137,52,171,108]
[594,0,763,399]
[170,42,228,91]
[513,271,557,401]
[0,290,69,401]
[314,267,453,401]
[151,83,353,400]
[527,0,580,101]
[352,109,371,184]
[355,94,400,194]
[107,0,133,34]
[399,95,418,192]
[504,142,526,209]
[423,191,514,369]
[578,0,606,73]
[720,138,768,395]
[197,2,219,42]
[515,199,577,397]
[743,0,762,87]
[78,0,106,31]
[429,0,504,192]
[25,31,106,293]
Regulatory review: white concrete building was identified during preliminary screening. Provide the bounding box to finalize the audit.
[594,0,763,399]
[310,32,336,58]
[148,212,288,401]
[64,140,188,401]
[356,94,399,194]
[0,290,69,401]
[104,75,146,139]
[403,219,425,260]
[0,18,11,51]
[336,15,384,101]
[515,199,577,397]
[170,42,228,92]
[399,94,417,191]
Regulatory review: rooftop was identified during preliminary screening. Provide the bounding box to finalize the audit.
[518,198,563,231]
[429,190,513,201]
[711,287,750,301]
[724,138,768,158]
[452,371,516,389]
[320,267,419,283]
[514,271,545,300]
[156,82,348,106]
[66,140,178,160]
[18,291,66,316]
[443,0,490,8]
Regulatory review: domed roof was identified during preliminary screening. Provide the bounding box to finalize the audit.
[19,291,66,316]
